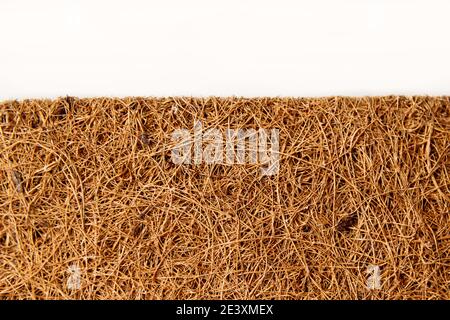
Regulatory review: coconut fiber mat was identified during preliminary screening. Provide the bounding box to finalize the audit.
[0,96,449,299]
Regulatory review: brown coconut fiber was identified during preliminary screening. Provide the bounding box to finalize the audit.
[0,96,449,299]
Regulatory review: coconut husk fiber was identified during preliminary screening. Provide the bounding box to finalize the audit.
[0,96,449,300]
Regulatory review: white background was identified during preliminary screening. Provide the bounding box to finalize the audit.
[1,0,449,99]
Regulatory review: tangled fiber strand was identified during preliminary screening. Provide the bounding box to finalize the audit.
[0,96,449,299]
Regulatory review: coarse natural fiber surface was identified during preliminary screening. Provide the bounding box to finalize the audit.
[0,96,449,300]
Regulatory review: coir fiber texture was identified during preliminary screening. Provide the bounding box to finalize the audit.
[0,96,449,299]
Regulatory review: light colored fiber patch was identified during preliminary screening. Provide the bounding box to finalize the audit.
[0,96,449,299]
